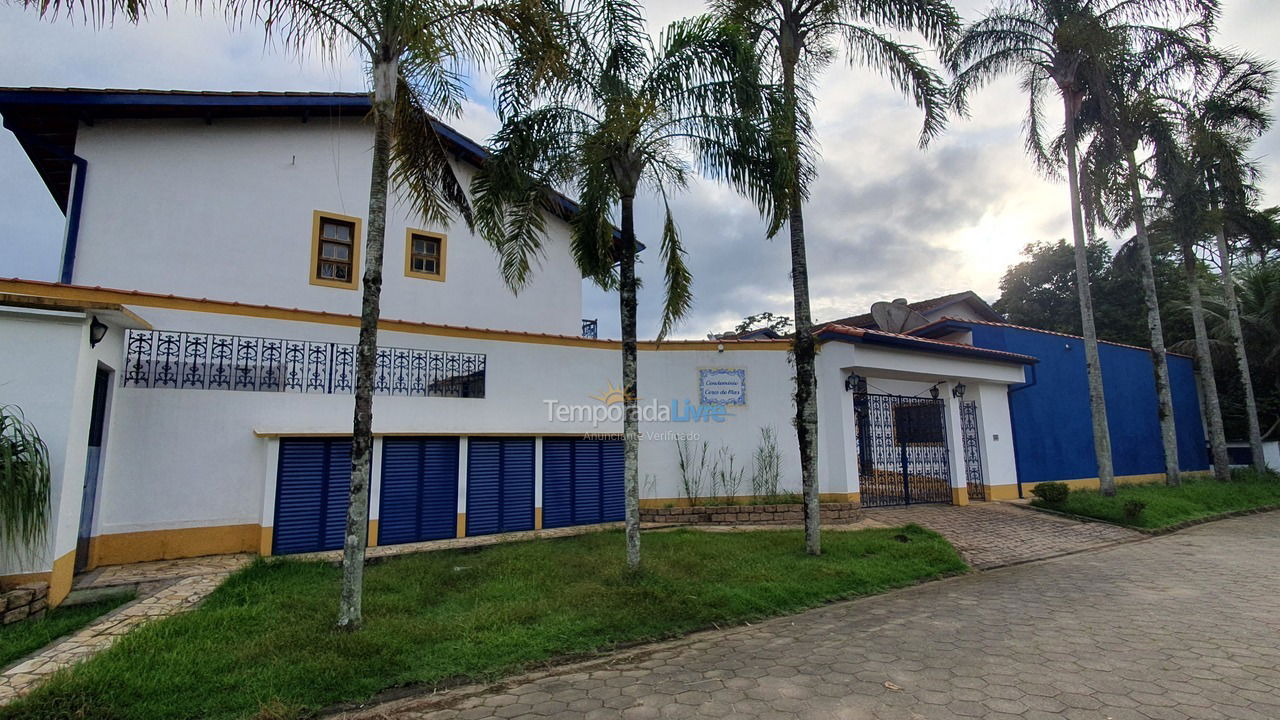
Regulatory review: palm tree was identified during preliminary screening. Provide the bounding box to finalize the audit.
[1187,54,1274,474]
[217,0,566,629]
[471,5,762,570]
[712,0,959,554]
[1078,29,1216,486]
[947,0,1219,496]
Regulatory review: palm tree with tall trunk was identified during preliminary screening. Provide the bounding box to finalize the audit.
[1185,54,1274,474]
[947,0,1219,496]
[1078,28,1216,486]
[711,0,959,554]
[221,0,564,630]
[20,0,568,631]
[471,4,762,570]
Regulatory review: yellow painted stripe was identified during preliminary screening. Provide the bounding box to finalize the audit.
[0,279,787,352]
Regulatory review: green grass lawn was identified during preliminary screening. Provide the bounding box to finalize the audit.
[1033,469,1280,529]
[0,593,134,670]
[1,526,964,720]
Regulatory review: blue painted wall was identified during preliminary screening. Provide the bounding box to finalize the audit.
[965,324,1209,485]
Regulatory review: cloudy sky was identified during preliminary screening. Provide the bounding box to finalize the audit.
[1,0,1277,340]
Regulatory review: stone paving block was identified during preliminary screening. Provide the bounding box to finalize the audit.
[341,512,1280,720]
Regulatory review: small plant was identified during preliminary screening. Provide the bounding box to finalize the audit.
[712,446,745,504]
[1122,499,1147,523]
[0,405,51,555]
[750,426,783,501]
[1031,481,1070,506]
[674,435,711,507]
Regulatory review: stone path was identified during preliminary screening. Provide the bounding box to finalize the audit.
[342,512,1280,720]
[864,502,1142,569]
[0,567,243,703]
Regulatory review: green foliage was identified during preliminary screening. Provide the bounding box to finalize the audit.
[1030,481,1070,506]
[0,593,134,669]
[4,528,966,720]
[0,405,51,555]
[733,312,792,336]
[1039,473,1280,529]
[750,425,784,500]
[472,8,764,338]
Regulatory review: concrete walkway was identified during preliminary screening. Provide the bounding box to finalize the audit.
[343,512,1280,720]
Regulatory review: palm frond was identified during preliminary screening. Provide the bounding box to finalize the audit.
[0,405,51,556]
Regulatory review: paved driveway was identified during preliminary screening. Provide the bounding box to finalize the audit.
[348,512,1280,720]
[863,503,1141,569]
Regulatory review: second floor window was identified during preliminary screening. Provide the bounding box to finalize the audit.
[405,229,446,281]
[310,211,362,289]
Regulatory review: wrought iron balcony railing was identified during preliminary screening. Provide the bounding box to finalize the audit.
[123,329,485,398]
[582,318,598,339]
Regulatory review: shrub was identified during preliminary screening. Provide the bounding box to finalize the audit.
[0,405,51,554]
[1122,499,1147,523]
[1031,481,1069,506]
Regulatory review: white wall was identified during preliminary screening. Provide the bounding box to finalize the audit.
[0,309,86,575]
[70,117,584,336]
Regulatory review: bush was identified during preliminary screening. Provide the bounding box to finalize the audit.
[1031,481,1069,506]
[1122,499,1146,522]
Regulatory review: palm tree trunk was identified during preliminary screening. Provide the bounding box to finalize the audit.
[1063,94,1116,496]
[781,50,820,556]
[1210,202,1266,473]
[619,194,641,571]
[1126,152,1180,486]
[1184,249,1231,482]
[338,55,398,631]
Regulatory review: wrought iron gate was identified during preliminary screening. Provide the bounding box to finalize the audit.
[960,400,985,501]
[854,392,952,507]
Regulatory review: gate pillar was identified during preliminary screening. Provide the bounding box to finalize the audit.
[942,383,969,506]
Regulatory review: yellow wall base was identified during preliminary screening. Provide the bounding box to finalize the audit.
[456,513,467,538]
[986,483,1020,501]
[368,520,379,548]
[535,508,543,530]
[89,524,260,568]
[950,487,970,506]
[0,550,78,607]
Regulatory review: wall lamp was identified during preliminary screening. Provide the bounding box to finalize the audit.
[845,372,863,393]
[952,382,967,399]
[89,316,109,347]
[929,384,941,400]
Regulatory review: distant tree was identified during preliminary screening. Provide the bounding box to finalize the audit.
[994,239,1108,337]
[733,312,793,336]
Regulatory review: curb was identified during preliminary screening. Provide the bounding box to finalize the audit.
[1008,501,1280,535]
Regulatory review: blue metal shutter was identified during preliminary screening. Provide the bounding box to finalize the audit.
[466,437,535,536]
[274,437,352,554]
[378,437,459,545]
[540,438,625,528]
[572,440,603,525]
[601,439,625,522]
[541,438,574,529]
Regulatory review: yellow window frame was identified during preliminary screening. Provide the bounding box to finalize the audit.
[405,228,447,281]
[310,210,363,290]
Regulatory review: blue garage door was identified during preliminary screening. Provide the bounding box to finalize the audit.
[274,437,352,554]
[378,437,459,545]
[542,438,625,528]
[466,437,535,536]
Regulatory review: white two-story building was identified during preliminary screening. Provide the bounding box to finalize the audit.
[0,88,1035,605]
